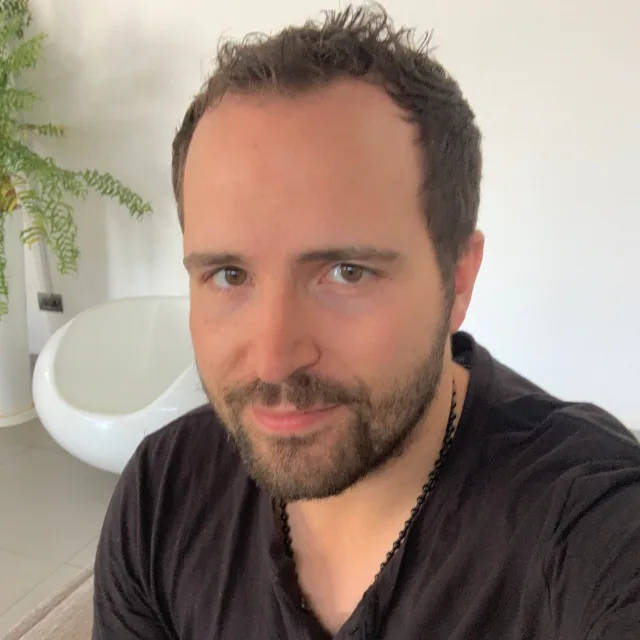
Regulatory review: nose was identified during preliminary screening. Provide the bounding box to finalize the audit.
[248,287,320,384]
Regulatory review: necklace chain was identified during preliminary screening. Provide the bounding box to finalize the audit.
[280,379,458,610]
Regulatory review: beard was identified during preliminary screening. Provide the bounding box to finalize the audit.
[201,310,451,503]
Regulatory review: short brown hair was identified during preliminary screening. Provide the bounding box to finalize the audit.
[171,3,482,282]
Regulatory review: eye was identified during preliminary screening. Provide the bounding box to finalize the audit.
[210,267,249,288]
[327,263,369,285]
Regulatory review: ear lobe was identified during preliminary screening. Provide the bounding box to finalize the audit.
[449,230,485,333]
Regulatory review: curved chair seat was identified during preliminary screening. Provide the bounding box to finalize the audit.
[32,296,208,474]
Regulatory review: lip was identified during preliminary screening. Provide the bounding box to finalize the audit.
[251,405,340,435]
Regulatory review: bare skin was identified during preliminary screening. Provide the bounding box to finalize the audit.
[182,78,484,634]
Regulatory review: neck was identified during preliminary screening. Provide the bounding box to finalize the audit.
[285,359,470,560]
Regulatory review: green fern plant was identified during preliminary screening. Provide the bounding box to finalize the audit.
[0,0,152,316]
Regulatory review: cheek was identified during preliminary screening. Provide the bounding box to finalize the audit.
[189,298,211,354]
[189,302,242,385]
[320,303,409,373]
[336,290,441,374]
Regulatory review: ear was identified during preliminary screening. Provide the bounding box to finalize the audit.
[449,230,485,333]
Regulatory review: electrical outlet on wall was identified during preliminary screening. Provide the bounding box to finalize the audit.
[38,292,64,313]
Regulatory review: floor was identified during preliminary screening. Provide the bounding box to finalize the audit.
[0,418,118,636]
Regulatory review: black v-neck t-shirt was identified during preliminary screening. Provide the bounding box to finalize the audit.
[92,332,640,639]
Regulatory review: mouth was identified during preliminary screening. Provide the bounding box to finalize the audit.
[250,404,341,436]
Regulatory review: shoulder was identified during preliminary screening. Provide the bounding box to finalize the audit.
[93,405,246,636]
[134,403,229,470]
[102,403,246,536]
[462,338,640,630]
[467,332,640,472]
[491,379,640,476]
[462,333,640,524]
[124,403,244,494]
[535,407,640,633]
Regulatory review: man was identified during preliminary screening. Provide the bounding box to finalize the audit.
[92,5,640,639]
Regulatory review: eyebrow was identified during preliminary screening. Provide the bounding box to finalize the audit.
[183,246,404,272]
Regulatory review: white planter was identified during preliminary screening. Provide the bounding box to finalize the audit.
[0,207,37,427]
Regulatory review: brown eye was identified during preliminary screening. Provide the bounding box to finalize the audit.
[330,264,366,284]
[212,267,248,288]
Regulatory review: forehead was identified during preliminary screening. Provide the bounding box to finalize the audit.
[182,79,428,257]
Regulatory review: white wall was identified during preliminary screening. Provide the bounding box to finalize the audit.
[23,0,640,429]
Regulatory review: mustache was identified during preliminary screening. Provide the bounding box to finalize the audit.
[224,371,365,411]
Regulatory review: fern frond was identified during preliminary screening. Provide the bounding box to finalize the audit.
[1,32,46,77]
[0,1,32,40]
[0,86,39,115]
[13,120,66,139]
[82,170,153,218]
[0,0,153,318]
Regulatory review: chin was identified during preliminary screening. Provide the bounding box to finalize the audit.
[243,430,386,502]
[229,421,356,500]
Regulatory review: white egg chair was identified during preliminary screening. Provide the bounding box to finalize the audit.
[32,296,208,474]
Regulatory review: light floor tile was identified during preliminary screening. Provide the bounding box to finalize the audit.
[0,446,118,506]
[0,418,118,629]
[0,436,117,564]
[0,420,61,453]
[67,538,99,569]
[0,549,57,617]
[0,564,84,637]
[0,490,109,564]
[0,443,28,466]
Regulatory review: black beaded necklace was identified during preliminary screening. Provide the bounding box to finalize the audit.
[279,380,458,610]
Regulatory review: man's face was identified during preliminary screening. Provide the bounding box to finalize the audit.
[182,80,455,501]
